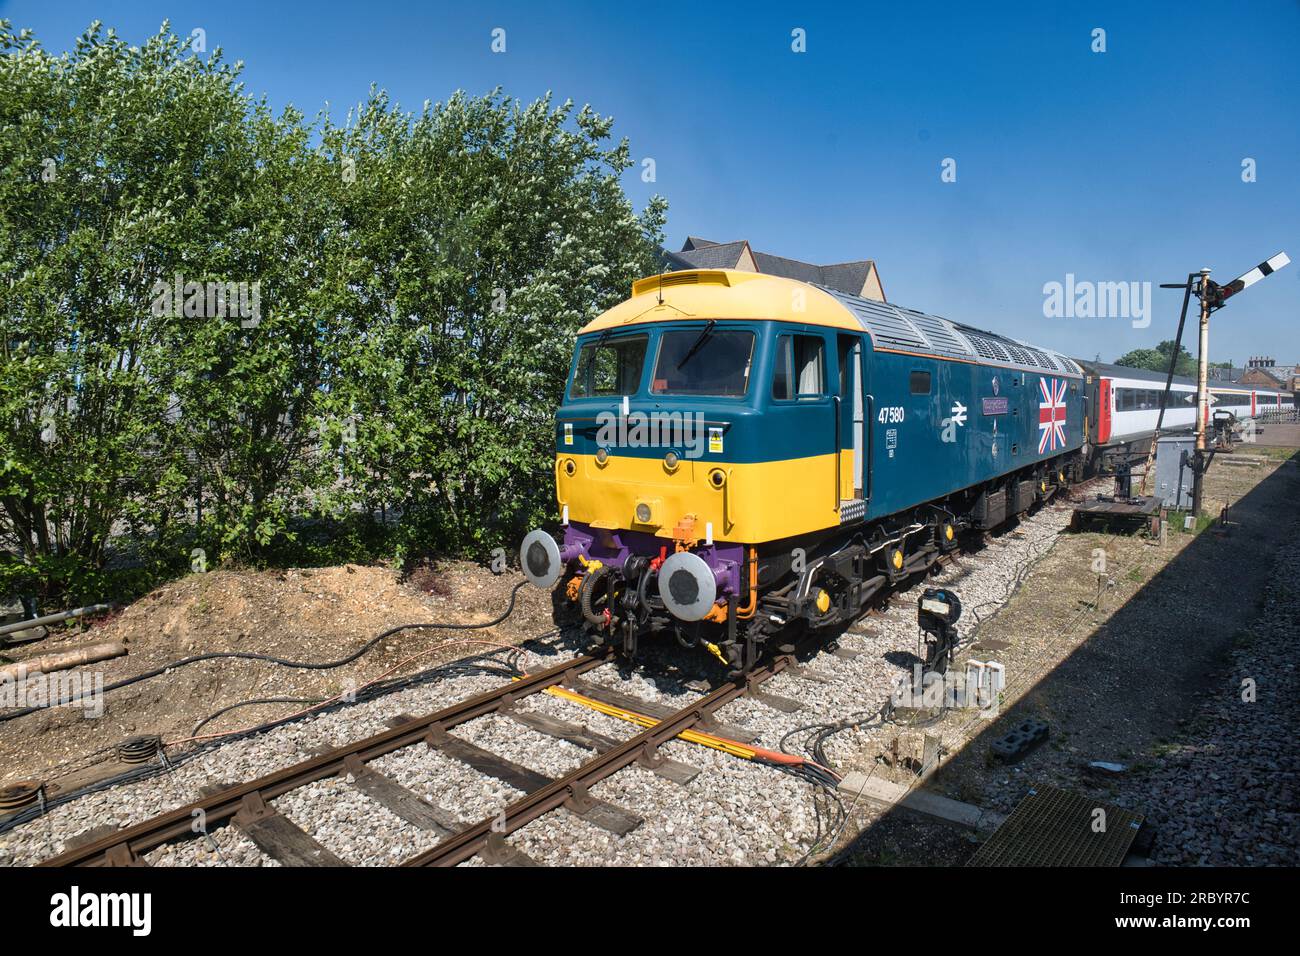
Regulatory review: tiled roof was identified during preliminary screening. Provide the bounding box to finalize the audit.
[666,238,878,298]
[669,240,751,271]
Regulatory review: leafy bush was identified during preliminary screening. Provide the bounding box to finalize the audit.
[0,20,666,604]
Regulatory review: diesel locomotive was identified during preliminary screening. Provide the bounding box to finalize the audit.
[518,268,1289,673]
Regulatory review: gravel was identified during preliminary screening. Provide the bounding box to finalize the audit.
[1,499,1078,867]
[1117,510,1300,865]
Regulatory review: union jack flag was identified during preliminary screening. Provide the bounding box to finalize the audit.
[1038,377,1067,453]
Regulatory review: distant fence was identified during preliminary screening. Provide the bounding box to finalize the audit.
[1253,407,1299,425]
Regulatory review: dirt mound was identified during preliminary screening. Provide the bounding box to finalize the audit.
[1,561,559,785]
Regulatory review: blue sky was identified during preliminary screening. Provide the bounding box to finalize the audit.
[6,0,1298,365]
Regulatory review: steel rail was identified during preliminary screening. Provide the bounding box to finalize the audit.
[39,491,1083,868]
[402,651,797,867]
[40,649,611,867]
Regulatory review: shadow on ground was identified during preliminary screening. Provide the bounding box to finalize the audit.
[836,451,1299,866]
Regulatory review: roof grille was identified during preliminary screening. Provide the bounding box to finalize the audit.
[799,284,1084,376]
[1002,342,1035,366]
[902,309,977,359]
[631,270,730,296]
[835,296,933,352]
[966,333,1011,363]
[1025,347,1058,370]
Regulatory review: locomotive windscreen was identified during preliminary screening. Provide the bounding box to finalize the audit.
[569,333,648,398]
[651,329,755,397]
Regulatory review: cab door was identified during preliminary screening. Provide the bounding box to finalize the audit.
[837,333,867,509]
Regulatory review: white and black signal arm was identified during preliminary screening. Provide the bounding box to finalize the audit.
[1205,251,1290,311]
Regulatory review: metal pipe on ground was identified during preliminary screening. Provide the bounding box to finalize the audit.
[0,603,113,637]
[0,641,127,682]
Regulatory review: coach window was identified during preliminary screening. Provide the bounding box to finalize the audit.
[772,334,826,400]
[909,370,931,395]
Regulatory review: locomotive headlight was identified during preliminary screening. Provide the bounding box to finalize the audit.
[562,458,576,476]
[595,447,609,465]
[635,503,652,524]
[663,451,680,471]
[708,468,727,488]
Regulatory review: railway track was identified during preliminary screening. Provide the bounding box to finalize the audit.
[33,487,1100,868]
[40,649,612,866]
[39,641,806,867]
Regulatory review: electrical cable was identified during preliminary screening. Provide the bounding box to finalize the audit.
[0,648,533,834]
[0,585,553,833]
[0,580,529,722]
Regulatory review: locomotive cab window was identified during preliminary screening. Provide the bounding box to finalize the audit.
[569,334,648,398]
[651,327,755,397]
[909,370,931,395]
[772,334,826,400]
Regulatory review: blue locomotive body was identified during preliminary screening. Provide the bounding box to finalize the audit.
[521,269,1087,672]
[860,344,1085,521]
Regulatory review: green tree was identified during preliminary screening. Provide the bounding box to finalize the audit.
[320,89,666,557]
[0,20,666,602]
[0,21,252,599]
[1114,340,1197,377]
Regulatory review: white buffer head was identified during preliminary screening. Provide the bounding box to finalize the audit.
[657,551,718,621]
[520,529,563,589]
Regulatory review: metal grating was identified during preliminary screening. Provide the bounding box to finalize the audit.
[814,286,1082,376]
[966,332,1011,363]
[900,308,977,360]
[968,786,1145,867]
[1025,347,1058,371]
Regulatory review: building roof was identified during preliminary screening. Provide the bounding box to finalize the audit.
[661,240,752,272]
[663,238,883,299]
[1242,366,1288,386]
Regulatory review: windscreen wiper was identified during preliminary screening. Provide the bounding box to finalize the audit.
[675,319,716,370]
